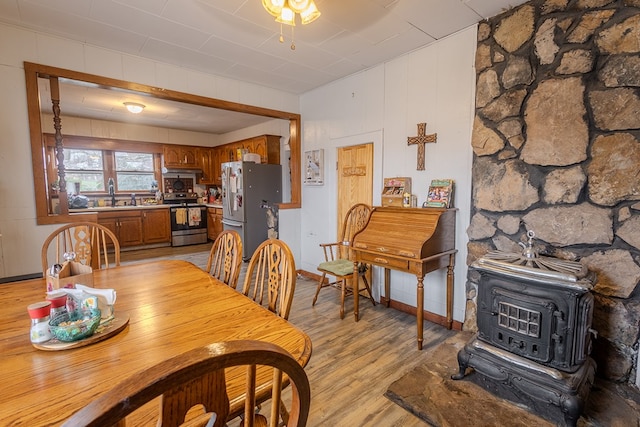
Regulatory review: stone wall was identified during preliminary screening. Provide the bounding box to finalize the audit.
[467,0,640,385]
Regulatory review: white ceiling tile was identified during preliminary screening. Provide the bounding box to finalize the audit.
[3,0,531,132]
[90,0,210,50]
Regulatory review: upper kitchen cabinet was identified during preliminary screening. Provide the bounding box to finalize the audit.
[163,145,199,169]
[220,135,281,165]
[251,135,281,164]
[198,147,221,185]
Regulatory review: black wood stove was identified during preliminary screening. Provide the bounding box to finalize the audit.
[452,231,597,426]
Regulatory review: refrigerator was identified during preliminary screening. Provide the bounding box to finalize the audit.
[221,161,282,261]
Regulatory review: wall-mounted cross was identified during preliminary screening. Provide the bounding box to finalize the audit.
[407,122,437,171]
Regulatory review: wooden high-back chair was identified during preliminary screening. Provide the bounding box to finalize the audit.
[241,239,296,320]
[205,230,243,289]
[312,203,375,319]
[61,340,311,427]
[41,221,121,277]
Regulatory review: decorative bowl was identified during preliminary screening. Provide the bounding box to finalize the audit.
[49,308,101,342]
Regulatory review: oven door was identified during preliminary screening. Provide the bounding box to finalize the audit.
[170,206,207,246]
[170,206,207,231]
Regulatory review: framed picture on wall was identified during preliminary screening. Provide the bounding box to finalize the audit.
[304,149,324,185]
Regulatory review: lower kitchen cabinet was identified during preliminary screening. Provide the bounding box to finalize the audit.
[142,208,171,244]
[98,208,170,248]
[98,211,143,247]
[207,207,223,241]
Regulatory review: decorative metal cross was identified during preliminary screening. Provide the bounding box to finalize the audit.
[407,122,437,170]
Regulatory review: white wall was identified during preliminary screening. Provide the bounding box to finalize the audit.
[0,22,299,279]
[299,26,476,323]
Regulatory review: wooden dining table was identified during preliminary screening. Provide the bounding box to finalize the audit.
[0,260,312,426]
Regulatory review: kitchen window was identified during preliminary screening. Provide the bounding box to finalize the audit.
[63,148,105,193]
[114,151,155,191]
[46,134,163,197]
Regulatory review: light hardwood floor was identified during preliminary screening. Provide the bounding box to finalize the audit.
[121,244,457,426]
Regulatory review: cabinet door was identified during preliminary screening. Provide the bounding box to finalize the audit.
[211,148,221,185]
[97,217,118,246]
[214,209,223,236]
[142,209,171,244]
[163,146,182,167]
[198,148,214,184]
[181,147,198,167]
[207,208,217,240]
[118,216,144,247]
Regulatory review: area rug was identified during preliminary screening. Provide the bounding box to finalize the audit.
[384,332,554,427]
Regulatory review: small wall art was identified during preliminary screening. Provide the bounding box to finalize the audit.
[304,149,324,185]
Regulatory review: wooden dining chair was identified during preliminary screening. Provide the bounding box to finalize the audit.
[62,340,311,427]
[312,203,375,319]
[205,230,243,289]
[241,239,296,321]
[41,221,121,277]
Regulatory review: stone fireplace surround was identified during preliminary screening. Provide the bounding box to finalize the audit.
[465,0,640,388]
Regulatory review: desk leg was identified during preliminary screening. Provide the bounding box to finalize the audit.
[446,253,455,330]
[417,275,424,350]
[384,268,390,308]
[354,262,360,322]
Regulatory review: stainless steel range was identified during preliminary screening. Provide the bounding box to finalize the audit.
[163,192,207,247]
[452,231,597,427]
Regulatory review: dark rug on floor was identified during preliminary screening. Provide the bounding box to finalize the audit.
[384,333,640,427]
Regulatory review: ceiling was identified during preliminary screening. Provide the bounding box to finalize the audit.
[3,0,527,133]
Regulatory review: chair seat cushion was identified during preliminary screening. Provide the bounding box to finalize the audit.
[318,259,354,276]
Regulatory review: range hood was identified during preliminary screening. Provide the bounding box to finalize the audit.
[162,167,203,174]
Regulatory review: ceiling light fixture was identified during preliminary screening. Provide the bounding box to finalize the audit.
[262,0,320,50]
[124,102,145,114]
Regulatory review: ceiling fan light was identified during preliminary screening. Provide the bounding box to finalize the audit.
[262,0,284,17]
[300,1,320,25]
[276,6,296,26]
[124,102,145,114]
[288,0,310,13]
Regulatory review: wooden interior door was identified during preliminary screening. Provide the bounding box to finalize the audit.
[337,143,373,235]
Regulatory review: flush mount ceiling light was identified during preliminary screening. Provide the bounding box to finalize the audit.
[262,0,320,50]
[124,102,145,114]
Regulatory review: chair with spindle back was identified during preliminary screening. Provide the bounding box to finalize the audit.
[312,203,375,319]
[41,221,121,277]
[241,238,297,425]
[62,340,311,427]
[205,230,243,289]
[241,238,296,321]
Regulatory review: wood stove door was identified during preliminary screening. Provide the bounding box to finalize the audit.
[480,287,557,364]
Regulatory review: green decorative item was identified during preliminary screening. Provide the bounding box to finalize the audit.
[49,308,101,342]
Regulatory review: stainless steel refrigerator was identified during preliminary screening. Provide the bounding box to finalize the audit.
[221,161,282,261]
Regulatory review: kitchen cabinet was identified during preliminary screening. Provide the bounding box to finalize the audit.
[207,207,223,241]
[142,208,171,244]
[251,135,281,164]
[98,210,143,247]
[163,145,199,169]
[98,208,170,247]
[198,148,221,185]
[219,135,281,165]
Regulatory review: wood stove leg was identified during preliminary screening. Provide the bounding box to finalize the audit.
[446,252,456,330]
[417,275,424,350]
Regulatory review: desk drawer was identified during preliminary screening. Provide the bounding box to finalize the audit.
[358,253,409,270]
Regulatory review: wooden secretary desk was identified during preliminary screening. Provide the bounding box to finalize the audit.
[351,206,457,349]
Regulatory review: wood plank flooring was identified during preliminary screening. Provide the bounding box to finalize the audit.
[121,244,457,426]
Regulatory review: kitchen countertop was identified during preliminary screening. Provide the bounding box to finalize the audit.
[69,204,170,213]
